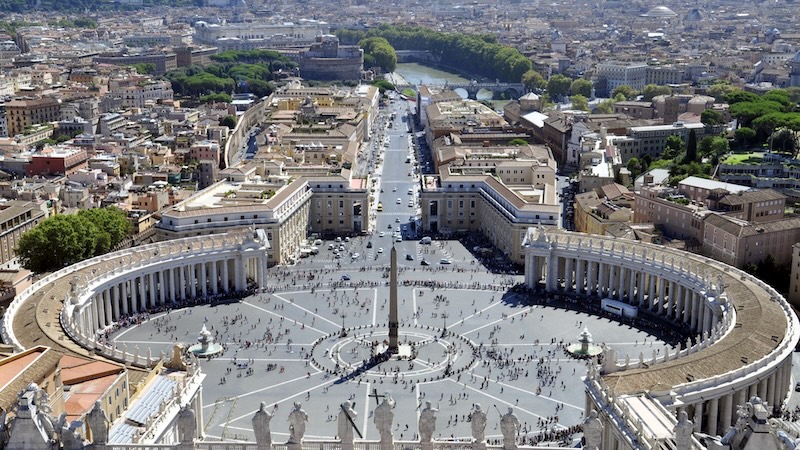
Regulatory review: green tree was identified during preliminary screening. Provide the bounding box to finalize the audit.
[734,127,756,148]
[683,129,698,164]
[698,136,730,163]
[663,135,684,160]
[701,109,725,127]
[199,92,232,104]
[220,115,237,129]
[78,207,132,254]
[595,98,615,114]
[17,215,98,272]
[706,83,737,103]
[612,85,638,100]
[508,138,528,146]
[570,94,589,111]
[359,37,398,73]
[372,79,396,93]
[641,84,672,101]
[521,70,546,91]
[547,74,572,100]
[570,79,592,98]
[626,157,642,180]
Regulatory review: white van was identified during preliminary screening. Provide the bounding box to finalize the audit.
[420,236,432,245]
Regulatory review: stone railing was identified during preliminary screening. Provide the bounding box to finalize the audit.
[108,441,568,450]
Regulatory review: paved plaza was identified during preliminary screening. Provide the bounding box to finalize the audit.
[111,239,673,446]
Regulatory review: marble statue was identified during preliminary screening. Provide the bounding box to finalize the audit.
[374,394,395,444]
[582,410,603,450]
[252,402,273,449]
[288,402,308,443]
[338,400,357,444]
[178,405,196,443]
[500,407,520,449]
[419,401,438,443]
[469,404,487,443]
[86,400,109,444]
[674,410,694,449]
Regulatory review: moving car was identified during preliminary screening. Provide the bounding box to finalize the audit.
[377,248,384,253]
[420,259,430,266]
[440,258,452,264]
[341,274,350,281]
[405,254,414,261]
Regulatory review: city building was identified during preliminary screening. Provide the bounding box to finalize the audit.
[0,199,46,266]
[790,243,800,307]
[193,19,329,51]
[25,145,88,177]
[5,97,60,137]
[594,62,648,97]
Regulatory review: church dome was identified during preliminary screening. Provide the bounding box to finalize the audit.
[643,6,678,17]
[686,9,702,21]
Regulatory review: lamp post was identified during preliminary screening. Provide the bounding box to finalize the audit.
[340,312,347,337]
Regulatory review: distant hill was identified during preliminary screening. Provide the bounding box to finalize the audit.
[0,0,202,13]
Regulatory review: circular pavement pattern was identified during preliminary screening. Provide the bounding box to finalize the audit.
[111,240,672,445]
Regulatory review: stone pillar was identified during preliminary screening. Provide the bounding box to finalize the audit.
[703,305,712,334]
[179,265,186,300]
[168,268,176,303]
[103,290,113,325]
[159,271,167,305]
[587,262,596,296]
[692,402,703,433]
[112,285,120,320]
[648,275,656,310]
[767,373,776,412]
[258,257,266,290]
[91,296,100,330]
[199,263,208,298]
[683,289,692,325]
[690,294,700,331]
[707,397,719,436]
[657,278,666,314]
[190,265,197,299]
[545,256,557,292]
[721,394,733,431]
[616,268,625,302]
[239,257,247,291]
[137,276,146,312]
[607,265,615,298]
[598,263,607,295]
[121,281,129,315]
[628,270,636,304]
[667,282,676,318]
[148,272,156,308]
[637,271,646,307]
[565,258,574,292]
[758,378,768,401]
[222,258,230,292]
[211,261,219,295]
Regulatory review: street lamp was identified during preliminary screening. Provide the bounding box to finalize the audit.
[340,312,348,337]
[441,311,448,338]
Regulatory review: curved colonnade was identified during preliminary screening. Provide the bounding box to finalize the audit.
[1,230,269,367]
[523,227,800,439]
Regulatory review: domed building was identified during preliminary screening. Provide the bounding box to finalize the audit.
[642,5,678,18]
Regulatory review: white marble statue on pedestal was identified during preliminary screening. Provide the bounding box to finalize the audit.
[178,405,196,444]
[374,394,395,449]
[338,400,357,448]
[419,401,438,443]
[582,410,603,450]
[500,407,520,450]
[287,402,308,444]
[674,410,693,450]
[252,402,273,450]
[470,404,487,447]
[86,400,109,445]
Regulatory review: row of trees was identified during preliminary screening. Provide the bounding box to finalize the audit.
[164,50,296,99]
[726,88,800,154]
[17,207,132,273]
[336,25,531,82]
[360,37,398,73]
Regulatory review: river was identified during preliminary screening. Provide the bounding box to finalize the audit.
[392,63,495,101]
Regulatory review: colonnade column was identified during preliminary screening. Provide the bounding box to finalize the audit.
[667,282,676,318]
[112,285,120,320]
[159,271,167,305]
[103,290,113,325]
[693,402,703,432]
[257,257,266,290]
[190,265,197,299]
[211,261,219,295]
[721,394,733,431]
[587,262,596,296]
[179,266,186,300]
[628,270,637,304]
[657,278,666,314]
[707,398,719,436]
[148,273,156,308]
[137,276,146,312]
[199,263,207,298]
[648,275,656,310]
[565,258,574,292]
[168,268,176,303]
[121,281,129,315]
[222,259,230,293]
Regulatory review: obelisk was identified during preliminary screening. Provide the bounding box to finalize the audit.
[388,245,399,353]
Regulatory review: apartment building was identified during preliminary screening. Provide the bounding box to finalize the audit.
[702,213,800,267]
[594,62,648,97]
[26,145,88,177]
[717,152,800,196]
[634,184,708,243]
[5,97,61,137]
[0,200,46,265]
[110,79,174,109]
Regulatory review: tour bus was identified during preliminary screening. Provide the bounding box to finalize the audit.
[601,298,638,318]
[377,203,383,212]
